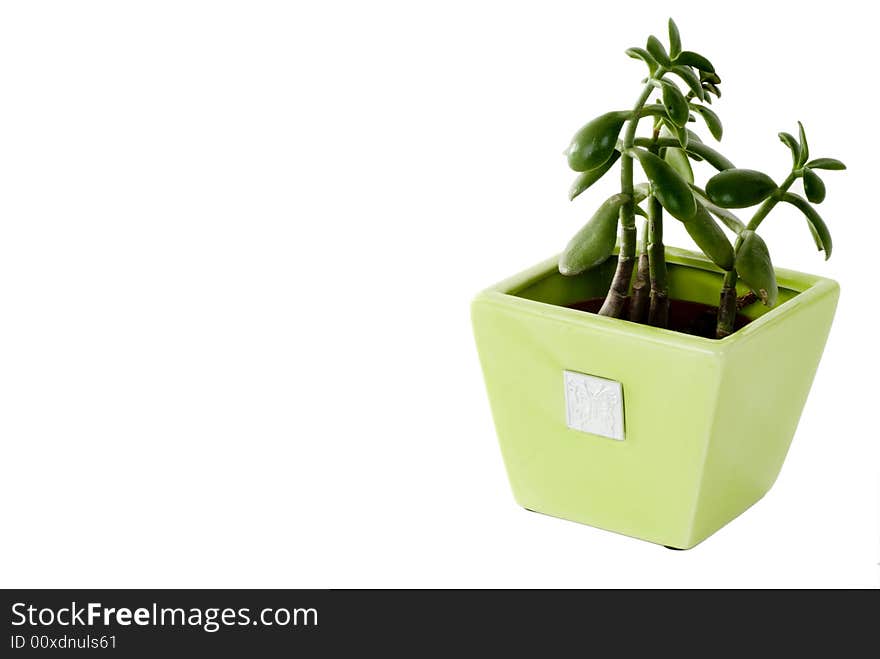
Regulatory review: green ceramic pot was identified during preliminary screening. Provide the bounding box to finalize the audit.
[472,247,838,548]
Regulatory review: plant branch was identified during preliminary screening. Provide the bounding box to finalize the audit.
[599,75,662,317]
[646,126,669,328]
[716,171,798,337]
[629,219,650,322]
[633,137,735,171]
[646,193,669,327]
[746,172,797,231]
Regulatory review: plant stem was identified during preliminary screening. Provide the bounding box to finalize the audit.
[647,194,669,327]
[716,172,797,338]
[716,269,739,338]
[629,219,650,322]
[646,127,669,328]
[599,79,659,317]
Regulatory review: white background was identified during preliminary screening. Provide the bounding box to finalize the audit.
[1,1,876,588]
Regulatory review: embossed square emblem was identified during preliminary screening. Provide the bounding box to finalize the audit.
[564,370,624,440]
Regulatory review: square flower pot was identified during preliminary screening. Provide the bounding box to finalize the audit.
[471,247,838,549]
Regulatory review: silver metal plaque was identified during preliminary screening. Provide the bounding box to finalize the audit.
[564,370,625,441]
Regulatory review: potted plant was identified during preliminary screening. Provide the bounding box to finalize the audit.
[471,19,844,549]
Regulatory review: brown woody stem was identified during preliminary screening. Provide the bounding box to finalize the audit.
[629,221,650,323]
[599,249,635,318]
[646,194,669,328]
[599,77,659,318]
[716,269,738,338]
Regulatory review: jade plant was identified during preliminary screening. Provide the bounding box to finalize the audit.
[560,18,845,338]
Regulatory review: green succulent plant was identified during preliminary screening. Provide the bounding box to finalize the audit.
[559,18,845,337]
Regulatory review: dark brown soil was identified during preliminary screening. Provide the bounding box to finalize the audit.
[567,297,752,339]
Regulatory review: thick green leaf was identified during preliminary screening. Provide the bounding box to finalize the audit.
[683,141,732,170]
[802,167,826,203]
[780,192,832,259]
[634,137,734,170]
[703,81,721,98]
[559,193,629,275]
[625,47,659,75]
[670,120,689,148]
[689,104,722,140]
[633,205,648,219]
[797,121,809,167]
[778,132,800,167]
[638,103,668,119]
[705,169,777,208]
[700,70,721,85]
[664,147,693,183]
[668,18,682,59]
[686,128,703,144]
[565,111,629,172]
[690,186,745,235]
[569,150,621,200]
[676,50,715,72]
[669,65,704,100]
[807,157,846,170]
[658,123,700,144]
[631,148,697,221]
[633,182,651,203]
[684,204,735,270]
[805,217,824,251]
[646,35,671,67]
[735,230,778,306]
[661,80,689,126]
